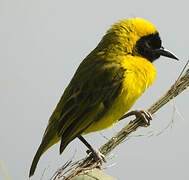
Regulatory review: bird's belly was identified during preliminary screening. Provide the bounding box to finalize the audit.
[83,71,148,135]
[82,89,140,134]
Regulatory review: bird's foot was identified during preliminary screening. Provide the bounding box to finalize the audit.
[86,149,106,163]
[134,110,152,127]
[122,110,152,127]
[78,135,106,164]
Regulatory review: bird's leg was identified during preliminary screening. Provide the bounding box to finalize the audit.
[78,135,106,163]
[119,110,152,127]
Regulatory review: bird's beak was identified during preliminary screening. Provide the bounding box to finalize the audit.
[153,47,179,60]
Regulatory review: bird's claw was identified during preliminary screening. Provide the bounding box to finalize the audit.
[122,109,153,127]
[86,149,106,163]
[134,110,152,127]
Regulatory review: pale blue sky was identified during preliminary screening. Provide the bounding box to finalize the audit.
[0,0,188,179]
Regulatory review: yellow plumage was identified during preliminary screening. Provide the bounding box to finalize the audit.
[83,19,157,133]
[84,55,156,134]
[29,18,178,177]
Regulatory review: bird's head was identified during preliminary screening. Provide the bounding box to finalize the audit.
[100,18,178,62]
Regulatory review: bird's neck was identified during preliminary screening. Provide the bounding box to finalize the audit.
[94,32,133,57]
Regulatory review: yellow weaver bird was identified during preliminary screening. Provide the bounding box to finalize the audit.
[29,18,178,177]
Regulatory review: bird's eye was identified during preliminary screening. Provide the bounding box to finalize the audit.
[145,40,151,49]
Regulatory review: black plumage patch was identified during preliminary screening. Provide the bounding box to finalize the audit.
[136,32,162,62]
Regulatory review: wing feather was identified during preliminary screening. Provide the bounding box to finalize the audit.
[57,58,126,153]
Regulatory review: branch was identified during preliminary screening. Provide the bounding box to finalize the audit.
[52,62,189,180]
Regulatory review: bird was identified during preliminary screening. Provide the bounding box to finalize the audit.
[29,18,178,177]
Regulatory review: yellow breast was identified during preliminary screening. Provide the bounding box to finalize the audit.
[83,55,156,134]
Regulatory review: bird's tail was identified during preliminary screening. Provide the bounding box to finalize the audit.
[29,142,47,177]
[29,134,60,177]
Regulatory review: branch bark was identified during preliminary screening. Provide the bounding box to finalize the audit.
[52,65,189,180]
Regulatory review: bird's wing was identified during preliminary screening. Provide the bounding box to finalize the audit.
[55,58,125,153]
